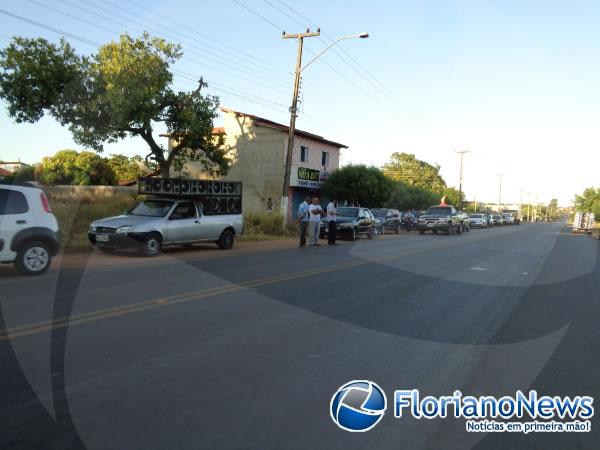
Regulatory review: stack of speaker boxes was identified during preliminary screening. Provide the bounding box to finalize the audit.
[138,178,242,215]
[572,211,595,234]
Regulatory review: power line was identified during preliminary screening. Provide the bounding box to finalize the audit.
[0,9,101,47]
[2,6,348,141]
[231,0,282,32]
[124,0,292,78]
[273,0,431,126]
[66,0,293,88]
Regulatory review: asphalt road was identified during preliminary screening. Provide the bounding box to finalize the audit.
[1,221,598,449]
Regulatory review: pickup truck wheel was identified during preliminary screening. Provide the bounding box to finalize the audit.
[218,230,234,250]
[457,224,462,234]
[419,229,425,235]
[142,233,162,257]
[15,241,51,275]
[447,222,453,234]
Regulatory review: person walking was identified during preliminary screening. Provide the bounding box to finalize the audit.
[297,196,311,248]
[308,197,324,246]
[326,199,339,245]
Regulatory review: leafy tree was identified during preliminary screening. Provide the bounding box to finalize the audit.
[107,154,154,182]
[322,165,394,207]
[574,187,600,215]
[382,152,447,193]
[37,149,116,185]
[441,186,464,208]
[385,182,438,211]
[0,34,228,177]
[6,164,36,182]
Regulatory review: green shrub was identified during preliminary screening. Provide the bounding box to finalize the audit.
[243,212,296,237]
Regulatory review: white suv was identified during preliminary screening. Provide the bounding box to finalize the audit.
[0,183,60,275]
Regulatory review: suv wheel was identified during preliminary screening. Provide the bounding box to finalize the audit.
[15,241,51,275]
[447,222,453,234]
[142,233,162,257]
[218,230,235,250]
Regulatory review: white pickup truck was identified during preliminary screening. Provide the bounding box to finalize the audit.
[88,197,243,256]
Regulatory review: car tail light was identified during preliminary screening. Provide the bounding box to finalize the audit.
[40,192,52,213]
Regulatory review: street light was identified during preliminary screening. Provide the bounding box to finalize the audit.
[280,30,369,223]
[300,33,369,72]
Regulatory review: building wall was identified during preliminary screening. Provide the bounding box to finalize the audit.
[173,111,342,214]
[289,135,340,180]
[176,113,287,213]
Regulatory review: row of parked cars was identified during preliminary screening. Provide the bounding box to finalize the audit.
[1,181,521,275]
[317,205,522,241]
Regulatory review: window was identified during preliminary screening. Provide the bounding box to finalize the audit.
[300,146,308,162]
[172,202,197,219]
[321,151,329,167]
[0,189,29,215]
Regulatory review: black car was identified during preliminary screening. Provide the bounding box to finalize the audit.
[320,207,376,241]
[401,211,419,231]
[371,208,402,234]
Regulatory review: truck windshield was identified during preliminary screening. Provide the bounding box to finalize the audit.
[128,200,174,217]
[426,207,452,215]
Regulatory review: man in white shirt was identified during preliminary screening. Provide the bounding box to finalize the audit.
[308,197,323,246]
[326,199,339,246]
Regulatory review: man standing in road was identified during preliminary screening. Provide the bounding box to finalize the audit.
[308,197,323,246]
[297,196,311,247]
[326,199,339,246]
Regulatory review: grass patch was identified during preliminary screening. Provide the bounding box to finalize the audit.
[243,211,297,238]
[48,191,137,251]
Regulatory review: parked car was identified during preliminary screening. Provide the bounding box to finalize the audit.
[371,208,402,234]
[417,205,463,235]
[401,211,419,231]
[457,211,471,232]
[491,214,504,225]
[483,214,493,227]
[0,182,60,275]
[88,197,243,256]
[468,213,488,228]
[320,207,376,241]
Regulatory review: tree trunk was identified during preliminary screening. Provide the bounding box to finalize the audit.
[159,161,170,178]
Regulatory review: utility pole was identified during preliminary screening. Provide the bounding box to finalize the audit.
[455,149,470,210]
[280,29,320,223]
[497,173,505,213]
[518,189,525,221]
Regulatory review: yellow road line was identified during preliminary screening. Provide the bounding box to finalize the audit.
[0,253,399,341]
[1,232,520,341]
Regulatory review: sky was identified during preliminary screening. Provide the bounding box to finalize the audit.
[1,0,599,206]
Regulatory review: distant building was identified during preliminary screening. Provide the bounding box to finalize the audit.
[0,167,11,178]
[169,108,348,220]
[0,161,29,173]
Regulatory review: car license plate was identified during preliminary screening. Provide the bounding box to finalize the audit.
[96,234,109,242]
